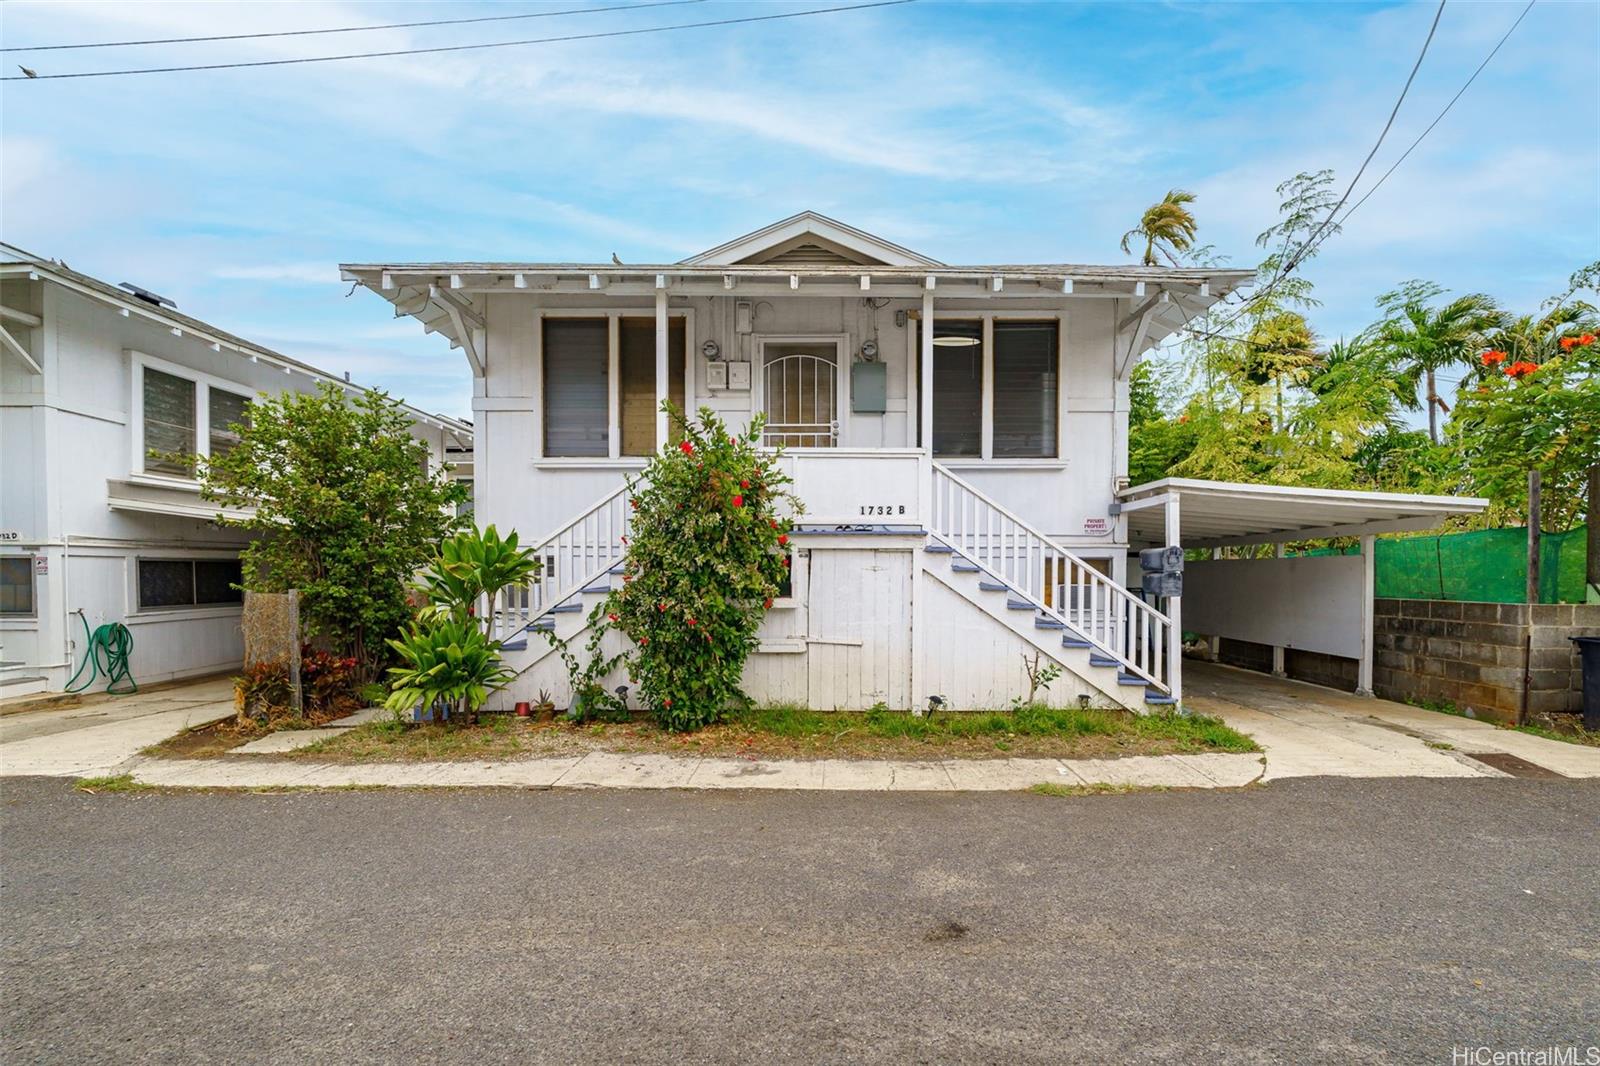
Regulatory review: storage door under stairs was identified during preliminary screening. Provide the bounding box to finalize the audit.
[807,549,911,711]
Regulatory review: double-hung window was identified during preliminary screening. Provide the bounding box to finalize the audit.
[543,316,686,458]
[135,356,252,478]
[916,318,1060,459]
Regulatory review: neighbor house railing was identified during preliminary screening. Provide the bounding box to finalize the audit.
[928,463,1173,695]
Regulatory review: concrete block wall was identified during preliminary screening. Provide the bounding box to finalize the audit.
[1212,639,1360,694]
[1372,599,1600,724]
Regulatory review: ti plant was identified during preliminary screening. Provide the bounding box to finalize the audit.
[415,524,541,638]
[384,617,513,727]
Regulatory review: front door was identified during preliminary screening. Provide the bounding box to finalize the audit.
[761,342,838,447]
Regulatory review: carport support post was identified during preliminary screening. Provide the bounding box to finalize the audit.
[1357,534,1375,697]
[1165,495,1182,705]
[1205,548,1221,661]
[1270,543,1288,678]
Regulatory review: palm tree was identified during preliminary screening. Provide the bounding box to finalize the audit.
[1120,190,1199,267]
[1478,301,1598,375]
[1370,287,1501,444]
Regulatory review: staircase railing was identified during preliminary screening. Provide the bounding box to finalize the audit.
[485,482,633,644]
[928,463,1172,694]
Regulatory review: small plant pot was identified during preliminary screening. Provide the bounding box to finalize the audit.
[514,701,533,718]
[534,704,556,723]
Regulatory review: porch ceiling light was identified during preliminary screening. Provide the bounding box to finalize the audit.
[933,334,981,347]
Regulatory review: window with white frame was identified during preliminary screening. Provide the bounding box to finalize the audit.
[134,356,252,478]
[542,316,686,459]
[0,557,35,617]
[137,557,243,610]
[916,318,1060,459]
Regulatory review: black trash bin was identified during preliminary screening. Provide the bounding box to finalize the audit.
[1572,636,1600,730]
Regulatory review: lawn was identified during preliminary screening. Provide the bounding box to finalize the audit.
[289,703,1259,763]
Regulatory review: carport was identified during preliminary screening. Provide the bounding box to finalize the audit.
[1117,479,1488,699]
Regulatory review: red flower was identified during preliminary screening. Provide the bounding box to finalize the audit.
[770,519,779,529]
[1480,349,1506,366]
[777,534,788,546]
[1504,360,1539,379]
[732,495,744,508]
[663,697,672,707]
[657,602,666,612]
[607,613,618,622]
[638,637,647,646]
[763,597,773,609]
[680,440,694,454]
[740,479,750,490]
[1580,333,1596,346]
[630,498,639,510]
[781,556,790,568]
[686,617,696,627]
[1559,337,1579,351]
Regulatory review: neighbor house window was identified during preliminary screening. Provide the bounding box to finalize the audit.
[915,318,1059,459]
[143,367,197,476]
[135,357,253,477]
[0,557,34,617]
[137,558,243,610]
[543,316,687,459]
[993,321,1058,458]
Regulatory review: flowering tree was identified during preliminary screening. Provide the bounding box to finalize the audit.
[602,405,798,731]
[1453,327,1598,528]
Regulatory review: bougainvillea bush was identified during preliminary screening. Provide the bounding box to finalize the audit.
[603,405,798,731]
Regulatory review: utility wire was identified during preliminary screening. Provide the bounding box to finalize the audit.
[3,0,915,81]
[1177,0,1448,345]
[1,1,706,53]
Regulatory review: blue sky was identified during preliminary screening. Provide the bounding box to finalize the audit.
[3,0,1596,419]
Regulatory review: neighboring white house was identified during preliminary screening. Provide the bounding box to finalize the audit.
[0,245,472,698]
[341,212,1484,713]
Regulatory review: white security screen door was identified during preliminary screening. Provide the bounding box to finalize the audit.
[762,342,838,447]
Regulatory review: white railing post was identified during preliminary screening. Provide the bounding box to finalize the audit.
[1165,493,1182,704]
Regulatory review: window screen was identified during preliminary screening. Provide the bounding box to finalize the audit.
[928,321,982,457]
[139,558,242,609]
[0,557,34,616]
[143,368,196,475]
[993,321,1058,458]
[208,389,250,459]
[543,319,609,457]
[619,318,686,455]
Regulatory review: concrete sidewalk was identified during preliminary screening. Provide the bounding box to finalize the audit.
[120,749,1267,791]
[0,676,236,777]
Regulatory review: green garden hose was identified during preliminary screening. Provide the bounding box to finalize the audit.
[64,612,137,695]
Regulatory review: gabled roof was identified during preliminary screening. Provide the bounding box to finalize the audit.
[680,211,944,268]
[0,243,471,436]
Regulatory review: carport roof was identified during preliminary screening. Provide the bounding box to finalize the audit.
[1117,478,1489,550]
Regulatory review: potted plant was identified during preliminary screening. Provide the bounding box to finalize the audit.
[533,688,556,722]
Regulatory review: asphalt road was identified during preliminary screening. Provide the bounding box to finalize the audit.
[3,776,1598,1064]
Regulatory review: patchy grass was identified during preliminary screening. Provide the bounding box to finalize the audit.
[74,773,154,793]
[1027,781,1169,798]
[293,703,1258,764]
[1407,697,1600,747]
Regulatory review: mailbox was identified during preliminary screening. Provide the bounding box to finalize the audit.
[1139,546,1184,573]
[1142,570,1183,597]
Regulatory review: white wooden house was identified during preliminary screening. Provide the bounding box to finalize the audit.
[0,244,472,698]
[341,212,1482,713]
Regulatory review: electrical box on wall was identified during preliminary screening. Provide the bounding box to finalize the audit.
[726,361,751,390]
[704,362,728,390]
[850,360,887,413]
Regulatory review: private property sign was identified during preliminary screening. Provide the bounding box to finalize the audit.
[1083,517,1109,535]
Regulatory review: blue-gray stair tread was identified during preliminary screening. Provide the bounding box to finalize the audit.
[923,544,954,554]
[1144,692,1178,705]
[1062,637,1092,649]
[1006,600,1034,611]
[608,564,626,574]
[1034,618,1064,630]
[527,619,556,632]
[499,639,528,651]
[978,580,1008,592]
[1089,654,1118,667]
[581,583,612,594]
[550,603,582,614]
[1117,674,1145,686]
[951,561,980,573]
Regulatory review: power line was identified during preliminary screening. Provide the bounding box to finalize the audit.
[1335,0,1536,227]
[2,0,915,81]
[1177,0,1448,345]
[1,1,706,53]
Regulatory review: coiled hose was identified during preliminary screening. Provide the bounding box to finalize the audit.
[64,611,137,694]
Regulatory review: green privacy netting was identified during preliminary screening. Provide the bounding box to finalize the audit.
[1300,526,1591,604]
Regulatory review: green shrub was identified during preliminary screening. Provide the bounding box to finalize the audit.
[602,405,798,731]
[384,617,513,726]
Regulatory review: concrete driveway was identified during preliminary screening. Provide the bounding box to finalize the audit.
[0,676,235,777]
[1185,661,1600,780]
